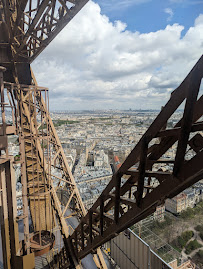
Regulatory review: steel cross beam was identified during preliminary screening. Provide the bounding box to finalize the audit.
[4,79,107,268]
[0,0,89,63]
[68,55,203,261]
[4,81,86,267]
[6,83,85,221]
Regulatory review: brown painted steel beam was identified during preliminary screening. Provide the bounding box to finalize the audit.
[119,55,203,174]
[5,160,19,269]
[29,0,89,62]
[1,0,89,63]
[68,55,203,262]
[0,164,11,269]
[173,65,202,177]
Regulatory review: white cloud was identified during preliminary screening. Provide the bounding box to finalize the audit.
[164,8,174,21]
[32,1,203,110]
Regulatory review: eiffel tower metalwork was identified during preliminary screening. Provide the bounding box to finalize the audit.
[68,55,203,260]
[0,0,90,268]
[0,0,203,268]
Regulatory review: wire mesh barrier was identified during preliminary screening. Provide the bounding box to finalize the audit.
[132,223,182,265]
[103,229,173,269]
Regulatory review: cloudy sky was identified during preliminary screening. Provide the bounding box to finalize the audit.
[32,0,203,110]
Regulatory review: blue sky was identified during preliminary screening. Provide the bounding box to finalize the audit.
[95,0,203,35]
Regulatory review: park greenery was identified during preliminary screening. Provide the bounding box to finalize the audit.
[185,240,202,254]
[193,249,203,264]
[89,117,112,122]
[53,119,80,127]
[194,224,203,241]
[195,224,203,232]
[150,201,203,237]
[180,200,203,219]
[171,230,194,253]
[151,215,172,233]
[143,200,203,266]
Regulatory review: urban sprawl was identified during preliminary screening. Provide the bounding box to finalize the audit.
[8,109,203,268]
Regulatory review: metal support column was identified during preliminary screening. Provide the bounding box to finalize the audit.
[5,160,19,268]
[18,114,30,254]
[0,160,11,269]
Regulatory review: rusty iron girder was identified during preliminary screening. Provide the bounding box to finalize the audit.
[68,55,203,261]
[0,0,89,63]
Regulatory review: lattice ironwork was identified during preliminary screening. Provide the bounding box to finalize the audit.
[2,80,86,267]
[1,0,203,268]
[0,0,89,62]
[68,55,203,261]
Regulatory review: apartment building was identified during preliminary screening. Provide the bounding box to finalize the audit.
[165,193,187,214]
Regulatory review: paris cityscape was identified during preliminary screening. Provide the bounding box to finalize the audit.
[0,0,203,268]
[8,109,203,268]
